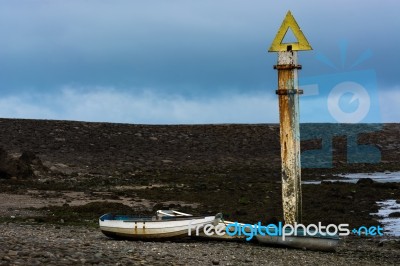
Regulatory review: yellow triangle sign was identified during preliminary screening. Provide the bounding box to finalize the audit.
[268,11,312,52]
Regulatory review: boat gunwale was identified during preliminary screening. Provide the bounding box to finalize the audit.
[99,214,214,223]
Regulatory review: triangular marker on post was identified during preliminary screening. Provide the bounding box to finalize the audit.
[268,11,312,52]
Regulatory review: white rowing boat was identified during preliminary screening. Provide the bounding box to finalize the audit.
[99,210,221,240]
[193,220,340,251]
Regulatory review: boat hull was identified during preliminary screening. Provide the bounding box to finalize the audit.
[99,215,216,240]
[191,220,339,251]
[256,234,339,252]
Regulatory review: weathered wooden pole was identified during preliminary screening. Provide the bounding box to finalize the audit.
[268,11,312,225]
[275,50,302,225]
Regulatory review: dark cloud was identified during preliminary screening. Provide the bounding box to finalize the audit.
[0,0,399,97]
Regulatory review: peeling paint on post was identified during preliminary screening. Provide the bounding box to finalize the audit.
[276,51,302,225]
[269,11,312,225]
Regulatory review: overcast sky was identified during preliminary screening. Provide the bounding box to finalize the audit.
[0,0,399,124]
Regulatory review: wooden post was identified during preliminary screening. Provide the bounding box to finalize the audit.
[275,50,302,225]
[268,11,312,225]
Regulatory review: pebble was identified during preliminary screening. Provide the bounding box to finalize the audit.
[8,250,18,256]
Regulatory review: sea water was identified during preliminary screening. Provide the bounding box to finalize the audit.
[302,171,400,184]
[370,200,400,237]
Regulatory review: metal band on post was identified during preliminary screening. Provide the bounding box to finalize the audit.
[273,64,302,70]
[275,89,304,95]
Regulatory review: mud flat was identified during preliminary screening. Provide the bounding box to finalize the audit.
[0,119,399,265]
